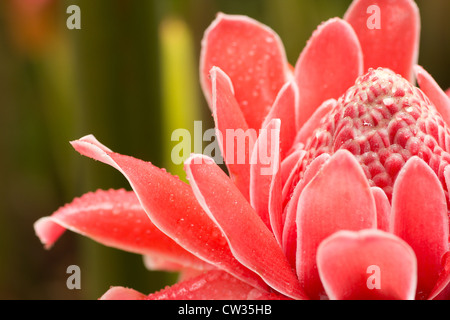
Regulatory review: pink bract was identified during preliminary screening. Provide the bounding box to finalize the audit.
[35,0,450,300]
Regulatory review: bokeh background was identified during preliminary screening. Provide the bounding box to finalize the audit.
[0,0,448,299]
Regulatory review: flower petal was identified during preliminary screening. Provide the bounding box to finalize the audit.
[282,153,330,268]
[142,255,186,272]
[414,65,450,127]
[428,252,450,300]
[100,287,148,300]
[70,135,267,292]
[391,156,449,299]
[296,150,377,299]
[344,0,420,82]
[371,186,391,232]
[293,99,336,145]
[200,13,291,130]
[34,189,209,270]
[262,81,299,160]
[249,119,282,242]
[294,18,363,129]
[185,155,307,300]
[211,66,253,200]
[317,229,417,300]
[280,149,305,189]
[148,270,287,300]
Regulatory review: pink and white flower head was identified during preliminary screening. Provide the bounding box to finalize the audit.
[35,0,450,300]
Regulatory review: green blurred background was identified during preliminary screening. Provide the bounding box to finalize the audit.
[0,0,448,299]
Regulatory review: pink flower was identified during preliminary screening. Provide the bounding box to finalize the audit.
[35,0,450,300]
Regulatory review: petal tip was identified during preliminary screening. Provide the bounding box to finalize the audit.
[34,217,66,250]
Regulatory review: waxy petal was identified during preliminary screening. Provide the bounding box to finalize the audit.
[148,270,286,300]
[249,119,281,242]
[282,153,330,268]
[185,155,307,300]
[391,156,449,299]
[100,287,148,300]
[262,81,299,160]
[296,150,377,299]
[293,99,336,145]
[211,67,253,200]
[317,230,417,300]
[294,18,363,129]
[201,13,291,130]
[428,252,450,300]
[71,135,267,292]
[371,187,391,232]
[280,149,305,188]
[415,65,450,127]
[34,189,209,270]
[344,0,420,82]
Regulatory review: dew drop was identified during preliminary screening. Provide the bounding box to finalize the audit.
[383,97,394,106]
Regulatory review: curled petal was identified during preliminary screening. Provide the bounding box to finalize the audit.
[100,287,148,300]
[294,99,336,145]
[250,119,282,241]
[282,153,330,268]
[391,156,449,299]
[148,270,287,300]
[317,229,417,300]
[294,18,363,129]
[344,0,420,82]
[70,135,266,292]
[34,189,208,270]
[428,252,450,300]
[414,65,450,127]
[371,186,391,232]
[185,155,307,300]
[280,150,305,190]
[201,13,290,130]
[296,150,377,299]
[262,81,299,160]
[211,67,253,200]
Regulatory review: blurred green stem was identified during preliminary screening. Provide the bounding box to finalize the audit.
[160,16,202,181]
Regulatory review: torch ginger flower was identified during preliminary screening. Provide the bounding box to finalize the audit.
[34,0,450,300]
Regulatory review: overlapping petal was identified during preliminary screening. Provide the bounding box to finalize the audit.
[34,189,209,270]
[185,154,307,300]
[211,66,253,200]
[70,135,268,292]
[391,156,449,299]
[148,270,287,300]
[293,99,336,146]
[249,119,281,241]
[296,150,377,299]
[262,81,299,160]
[282,153,330,268]
[280,149,305,189]
[317,229,417,300]
[371,187,391,232]
[201,13,291,130]
[294,18,363,129]
[428,252,450,300]
[344,0,420,82]
[414,65,450,127]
